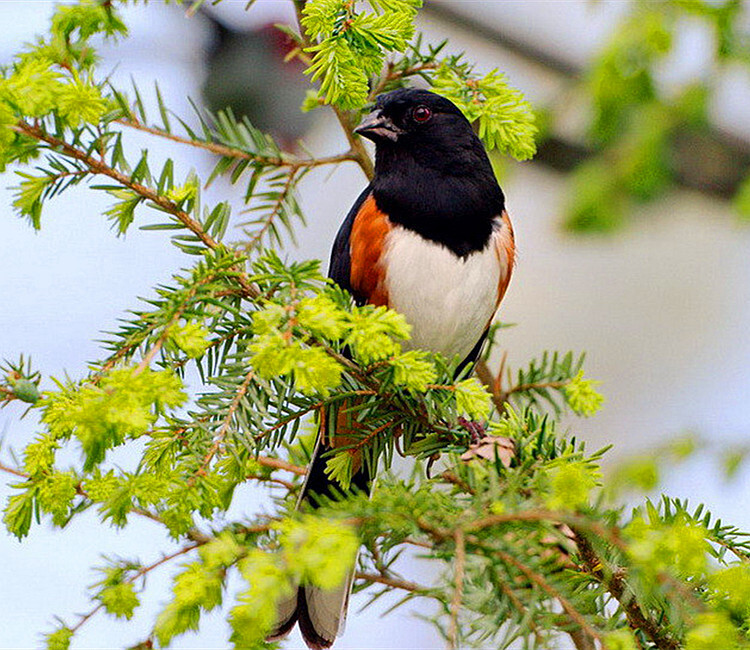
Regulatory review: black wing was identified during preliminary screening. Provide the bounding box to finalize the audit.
[328,184,372,300]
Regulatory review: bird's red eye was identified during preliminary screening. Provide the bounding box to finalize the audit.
[413,105,432,123]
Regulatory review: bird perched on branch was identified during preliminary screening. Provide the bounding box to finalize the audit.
[268,87,515,649]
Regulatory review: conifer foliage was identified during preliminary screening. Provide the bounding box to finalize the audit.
[1,2,748,649]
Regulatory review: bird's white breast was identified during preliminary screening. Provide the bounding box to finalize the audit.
[382,225,506,363]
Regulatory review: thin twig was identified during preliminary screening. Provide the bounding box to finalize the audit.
[256,456,307,476]
[12,120,260,300]
[448,529,466,650]
[356,571,423,593]
[70,541,203,635]
[193,369,256,480]
[494,548,606,647]
[116,117,356,169]
[0,462,27,479]
[573,531,680,650]
[247,474,297,491]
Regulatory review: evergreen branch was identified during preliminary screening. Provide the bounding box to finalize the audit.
[240,167,301,252]
[193,368,256,479]
[69,541,204,636]
[13,120,220,250]
[573,531,680,650]
[292,0,375,182]
[12,120,259,300]
[0,462,211,545]
[465,511,626,550]
[448,528,466,650]
[99,267,232,376]
[493,547,605,647]
[356,571,423,592]
[116,117,357,169]
[495,579,545,645]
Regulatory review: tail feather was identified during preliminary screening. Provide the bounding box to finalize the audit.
[266,415,373,648]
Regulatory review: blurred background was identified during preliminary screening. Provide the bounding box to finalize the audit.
[2,1,750,648]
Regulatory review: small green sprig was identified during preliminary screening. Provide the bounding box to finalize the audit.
[431,66,538,160]
[301,0,422,109]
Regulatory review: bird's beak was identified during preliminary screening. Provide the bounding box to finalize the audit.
[354,109,403,142]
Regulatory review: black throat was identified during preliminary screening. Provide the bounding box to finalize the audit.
[370,140,504,258]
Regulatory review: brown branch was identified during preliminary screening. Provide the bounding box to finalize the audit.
[356,571,423,593]
[448,528,466,650]
[368,61,438,101]
[256,456,307,476]
[494,548,606,647]
[474,358,507,413]
[12,120,260,302]
[0,462,28,479]
[247,474,297,491]
[193,369,256,480]
[439,470,475,495]
[508,379,568,396]
[115,117,356,170]
[465,510,626,551]
[573,531,681,650]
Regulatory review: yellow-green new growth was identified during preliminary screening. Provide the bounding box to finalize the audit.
[45,627,73,650]
[626,513,709,579]
[542,460,600,511]
[432,66,538,160]
[564,370,604,416]
[98,582,139,620]
[302,0,421,109]
[454,377,492,420]
[168,321,211,359]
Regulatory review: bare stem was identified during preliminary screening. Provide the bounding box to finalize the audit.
[448,529,466,650]
[356,571,423,593]
[70,541,204,635]
[12,120,260,300]
[494,548,605,647]
[116,117,356,169]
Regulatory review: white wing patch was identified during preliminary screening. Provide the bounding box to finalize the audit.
[382,224,507,363]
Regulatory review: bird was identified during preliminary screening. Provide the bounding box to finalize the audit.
[267,87,515,649]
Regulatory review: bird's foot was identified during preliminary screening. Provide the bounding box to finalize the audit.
[457,416,486,446]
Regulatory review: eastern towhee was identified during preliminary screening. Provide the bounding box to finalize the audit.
[268,87,515,649]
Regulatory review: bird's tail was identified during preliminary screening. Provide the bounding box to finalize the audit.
[267,404,373,649]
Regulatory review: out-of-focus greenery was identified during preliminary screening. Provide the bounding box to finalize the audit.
[563,0,750,231]
[1,2,750,650]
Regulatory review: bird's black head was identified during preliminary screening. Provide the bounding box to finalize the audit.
[355,88,481,171]
[356,88,468,141]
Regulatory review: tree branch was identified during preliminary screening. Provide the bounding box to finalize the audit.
[494,547,605,647]
[573,531,681,650]
[12,120,260,300]
[448,528,466,650]
[116,117,357,170]
[356,571,423,593]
